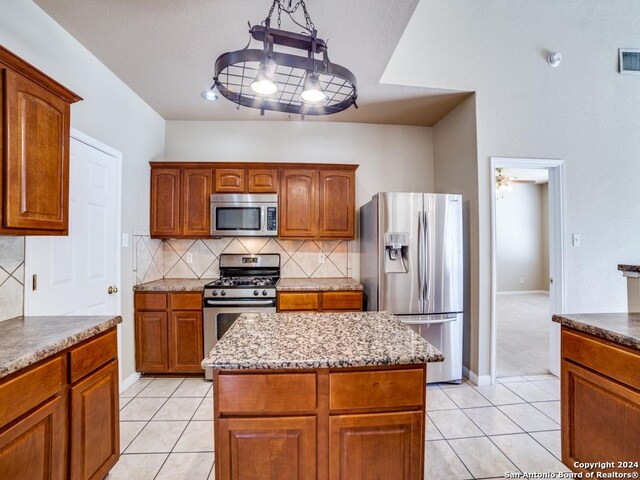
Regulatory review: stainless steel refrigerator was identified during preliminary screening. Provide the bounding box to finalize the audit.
[360,192,464,383]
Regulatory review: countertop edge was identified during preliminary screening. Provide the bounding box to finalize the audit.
[275,285,364,292]
[204,355,444,370]
[552,314,640,350]
[0,316,123,379]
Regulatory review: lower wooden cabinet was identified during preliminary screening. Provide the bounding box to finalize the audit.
[0,396,66,480]
[217,416,317,480]
[278,291,363,312]
[214,366,426,480]
[135,292,204,374]
[561,327,640,474]
[70,360,120,480]
[329,412,423,480]
[0,327,119,480]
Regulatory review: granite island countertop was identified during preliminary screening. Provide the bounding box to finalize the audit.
[202,311,443,370]
[618,264,640,274]
[552,313,640,350]
[133,278,216,292]
[0,315,122,379]
[276,277,363,292]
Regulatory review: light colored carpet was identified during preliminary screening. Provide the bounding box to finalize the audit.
[496,292,550,377]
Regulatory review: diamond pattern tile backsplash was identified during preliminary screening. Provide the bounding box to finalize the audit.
[0,237,25,321]
[133,235,352,283]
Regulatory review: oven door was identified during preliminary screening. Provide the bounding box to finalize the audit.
[203,302,276,379]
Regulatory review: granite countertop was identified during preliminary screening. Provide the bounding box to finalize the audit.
[202,311,443,370]
[133,278,216,292]
[618,264,640,273]
[553,313,640,350]
[0,315,122,379]
[276,277,363,292]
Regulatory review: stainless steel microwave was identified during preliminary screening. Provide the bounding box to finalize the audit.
[210,194,278,237]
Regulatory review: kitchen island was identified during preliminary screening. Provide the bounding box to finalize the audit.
[202,311,443,480]
[553,313,639,475]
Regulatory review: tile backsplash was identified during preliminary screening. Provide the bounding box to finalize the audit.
[0,237,25,321]
[133,235,352,284]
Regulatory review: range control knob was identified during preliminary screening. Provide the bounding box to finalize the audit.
[220,290,226,297]
[254,290,259,296]
[212,290,218,297]
[262,290,268,296]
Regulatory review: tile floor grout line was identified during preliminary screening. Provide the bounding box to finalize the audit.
[524,430,564,463]
[440,437,477,479]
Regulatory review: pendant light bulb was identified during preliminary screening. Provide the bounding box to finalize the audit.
[201,86,219,101]
[251,63,278,96]
[300,73,326,103]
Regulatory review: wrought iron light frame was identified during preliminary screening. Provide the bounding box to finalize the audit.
[209,0,358,116]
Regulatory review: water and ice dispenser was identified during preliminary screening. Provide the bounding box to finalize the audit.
[384,232,409,273]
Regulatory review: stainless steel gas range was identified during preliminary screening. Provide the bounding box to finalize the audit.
[202,253,280,379]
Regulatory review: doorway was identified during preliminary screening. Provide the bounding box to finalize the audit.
[490,157,565,383]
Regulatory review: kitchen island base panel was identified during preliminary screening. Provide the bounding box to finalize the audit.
[213,365,426,480]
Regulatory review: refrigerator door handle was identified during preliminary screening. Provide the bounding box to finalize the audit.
[417,211,424,313]
[423,210,430,306]
[400,314,459,325]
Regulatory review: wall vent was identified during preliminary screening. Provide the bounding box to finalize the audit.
[619,49,640,74]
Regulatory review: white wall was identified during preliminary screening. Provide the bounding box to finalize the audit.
[383,0,640,378]
[165,120,436,281]
[497,183,549,292]
[433,95,479,376]
[0,0,166,380]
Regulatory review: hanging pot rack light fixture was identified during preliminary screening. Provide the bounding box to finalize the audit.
[202,0,358,117]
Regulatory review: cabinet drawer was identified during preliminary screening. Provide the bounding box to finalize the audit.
[218,373,317,414]
[329,368,424,412]
[0,356,64,427]
[135,293,167,310]
[69,329,117,383]
[278,293,320,311]
[562,328,640,389]
[170,293,202,311]
[322,292,362,311]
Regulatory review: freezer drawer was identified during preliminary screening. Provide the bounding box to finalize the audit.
[402,314,463,384]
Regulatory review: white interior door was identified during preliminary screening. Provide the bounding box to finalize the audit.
[25,133,121,316]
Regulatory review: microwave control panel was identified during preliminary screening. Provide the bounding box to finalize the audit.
[267,207,277,231]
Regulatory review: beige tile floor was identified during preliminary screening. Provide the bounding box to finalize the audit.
[110,374,567,479]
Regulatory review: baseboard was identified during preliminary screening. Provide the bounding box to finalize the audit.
[120,372,141,394]
[463,366,492,386]
[497,290,549,296]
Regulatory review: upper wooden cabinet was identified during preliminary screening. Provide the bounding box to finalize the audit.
[150,166,212,238]
[215,168,245,192]
[248,168,278,193]
[0,46,81,235]
[280,166,357,240]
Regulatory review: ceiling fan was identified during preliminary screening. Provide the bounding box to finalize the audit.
[495,168,535,195]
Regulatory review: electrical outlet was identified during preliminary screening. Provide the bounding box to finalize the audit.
[319,252,325,264]
[572,234,581,247]
[186,252,194,264]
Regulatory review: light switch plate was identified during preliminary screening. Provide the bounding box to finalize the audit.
[122,233,129,248]
[572,234,581,247]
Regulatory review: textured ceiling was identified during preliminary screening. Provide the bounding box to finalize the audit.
[35,0,470,126]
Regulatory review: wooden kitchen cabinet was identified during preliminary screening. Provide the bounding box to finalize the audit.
[248,168,278,193]
[135,292,204,374]
[278,291,363,312]
[0,46,81,235]
[318,169,355,239]
[561,327,640,474]
[0,327,119,480]
[215,168,245,192]
[329,411,423,480]
[150,166,212,238]
[279,168,318,238]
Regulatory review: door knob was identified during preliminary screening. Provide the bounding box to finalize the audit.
[108,286,119,294]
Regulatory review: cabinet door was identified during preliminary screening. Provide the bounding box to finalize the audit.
[318,169,355,239]
[0,396,66,480]
[135,311,169,371]
[169,311,203,372]
[248,169,278,193]
[150,168,181,237]
[215,168,246,193]
[329,411,423,480]
[277,292,320,312]
[182,168,212,237]
[280,169,318,238]
[217,416,316,480]
[3,69,69,232]
[562,360,640,473]
[70,360,119,480]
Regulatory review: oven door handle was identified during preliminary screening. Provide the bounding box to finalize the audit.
[204,299,275,307]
